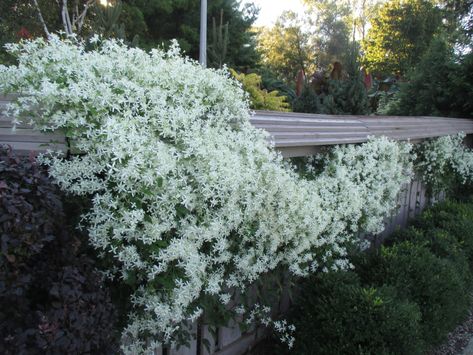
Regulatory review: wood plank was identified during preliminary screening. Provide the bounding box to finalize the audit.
[0,121,30,129]
[201,325,218,355]
[251,111,473,153]
[251,125,369,132]
[271,131,370,139]
[254,110,362,121]
[171,339,197,355]
[214,328,267,355]
[365,123,472,131]
[218,321,242,350]
[274,137,370,147]
[400,186,409,226]
[250,118,361,126]
[408,180,419,220]
[401,183,411,228]
[0,93,20,101]
[1,97,473,158]
[0,128,65,143]
[0,141,67,153]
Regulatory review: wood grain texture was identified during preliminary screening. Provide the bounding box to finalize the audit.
[251,111,473,157]
[0,98,67,154]
[2,96,473,157]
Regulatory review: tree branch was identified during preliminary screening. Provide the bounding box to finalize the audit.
[31,0,51,37]
[61,0,69,33]
[62,0,74,35]
[75,0,95,33]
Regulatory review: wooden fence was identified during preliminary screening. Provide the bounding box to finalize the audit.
[251,110,473,157]
[0,94,471,354]
[0,95,67,153]
[3,95,473,156]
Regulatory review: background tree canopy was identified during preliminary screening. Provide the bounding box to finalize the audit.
[303,0,352,68]
[362,0,442,76]
[0,0,260,70]
[380,37,473,118]
[257,11,315,84]
[1,0,473,116]
[120,0,260,70]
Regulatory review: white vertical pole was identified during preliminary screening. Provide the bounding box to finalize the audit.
[199,0,207,67]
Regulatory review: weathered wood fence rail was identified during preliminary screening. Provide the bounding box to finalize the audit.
[1,94,473,355]
[3,95,473,156]
[251,110,473,157]
[0,95,67,153]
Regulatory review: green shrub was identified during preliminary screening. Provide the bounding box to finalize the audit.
[320,54,370,116]
[289,200,473,355]
[230,69,290,111]
[390,226,472,287]
[292,85,321,113]
[412,200,473,266]
[289,271,423,355]
[384,37,473,118]
[356,241,471,345]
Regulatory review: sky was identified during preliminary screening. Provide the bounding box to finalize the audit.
[244,0,306,27]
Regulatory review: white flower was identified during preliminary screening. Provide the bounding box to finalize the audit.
[0,35,431,354]
[416,133,473,192]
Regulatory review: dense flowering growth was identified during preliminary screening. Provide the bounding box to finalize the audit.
[415,133,473,193]
[1,36,466,353]
[302,138,413,234]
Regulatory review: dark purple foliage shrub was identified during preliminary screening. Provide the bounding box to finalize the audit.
[0,146,118,354]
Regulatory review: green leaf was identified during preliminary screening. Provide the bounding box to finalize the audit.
[202,338,211,353]
[157,176,163,188]
[124,270,137,286]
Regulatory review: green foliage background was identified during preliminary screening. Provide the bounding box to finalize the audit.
[230,69,290,111]
[121,0,260,69]
[362,0,442,76]
[382,37,473,118]
[0,0,260,70]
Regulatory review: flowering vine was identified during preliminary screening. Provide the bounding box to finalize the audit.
[0,36,453,353]
[415,133,473,193]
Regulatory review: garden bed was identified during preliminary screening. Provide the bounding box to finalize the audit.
[244,199,473,355]
[2,36,473,355]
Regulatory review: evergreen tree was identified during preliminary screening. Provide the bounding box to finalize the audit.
[320,51,369,115]
[384,37,473,118]
[121,0,260,69]
[208,10,229,69]
[293,85,321,113]
[293,49,370,115]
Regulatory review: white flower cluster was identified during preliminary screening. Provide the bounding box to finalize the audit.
[303,137,414,234]
[0,36,413,353]
[415,133,473,192]
[245,304,296,349]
